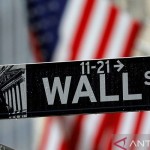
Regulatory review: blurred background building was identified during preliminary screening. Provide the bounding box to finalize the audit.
[0,0,150,150]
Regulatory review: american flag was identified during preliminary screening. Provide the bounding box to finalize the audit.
[26,0,150,150]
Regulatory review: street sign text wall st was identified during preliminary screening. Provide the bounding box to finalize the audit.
[0,57,150,119]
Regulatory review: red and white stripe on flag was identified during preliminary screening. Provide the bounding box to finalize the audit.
[53,0,141,61]
[37,0,147,150]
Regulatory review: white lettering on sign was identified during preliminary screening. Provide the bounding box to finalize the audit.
[72,75,97,103]
[42,76,71,105]
[100,74,119,102]
[144,71,150,85]
[123,73,142,100]
[42,73,142,105]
